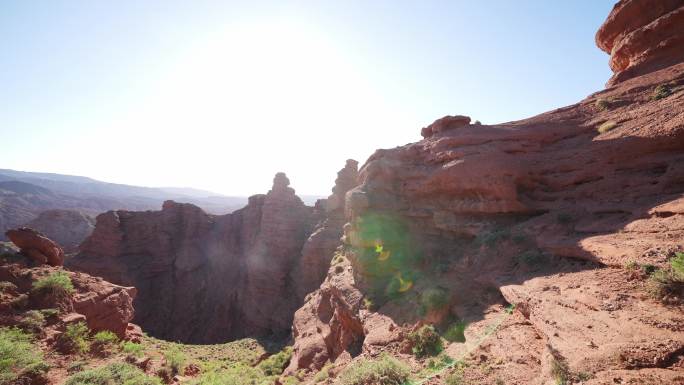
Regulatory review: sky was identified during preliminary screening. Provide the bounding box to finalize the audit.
[0,1,614,196]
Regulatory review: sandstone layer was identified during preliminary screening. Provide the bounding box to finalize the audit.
[286,9,684,384]
[6,227,65,266]
[596,0,684,86]
[68,168,357,343]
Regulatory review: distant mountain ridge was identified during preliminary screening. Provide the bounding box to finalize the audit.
[0,169,243,242]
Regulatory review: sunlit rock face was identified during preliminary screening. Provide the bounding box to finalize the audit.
[68,166,355,343]
[286,4,684,380]
[596,0,684,86]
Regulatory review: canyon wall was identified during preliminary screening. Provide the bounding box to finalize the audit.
[68,166,357,343]
[597,0,684,86]
[285,4,684,383]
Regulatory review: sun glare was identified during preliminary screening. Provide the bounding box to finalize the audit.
[96,20,398,195]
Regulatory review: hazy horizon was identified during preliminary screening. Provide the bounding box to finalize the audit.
[1,1,613,196]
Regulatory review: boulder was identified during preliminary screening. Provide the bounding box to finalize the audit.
[421,115,471,138]
[6,227,64,266]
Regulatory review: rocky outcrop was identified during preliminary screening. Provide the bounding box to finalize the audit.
[25,209,95,253]
[6,227,65,266]
[293,160,359,302]
[0,261,136,338]
[596,0,684,86]
[420,115,471,138]
[68,171,348,343]
[286,5,684,381]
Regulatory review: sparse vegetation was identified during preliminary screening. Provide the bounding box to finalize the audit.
[121,341,145,357]
[419,287,450,315]
[59,321,90,354]
[40,308,60,320]
[550,356,570,385]
[313,363,333,383]
[92,330,118,345]
[647,252,684,302]
[32,271,74,296]
[445,369,464,385]
[91,330,118,355]
[338,354,409,385]
[65,362,161,385]
[164,346,187,375]
[0,327,49,384]
[653,84,673,100]
[362,297,375,311]
[408,325,444,358]
[597,120,617,134]
[595,98,611,110]
[258,346,293,376]
[443,320,467,343]
[19,310,46,334]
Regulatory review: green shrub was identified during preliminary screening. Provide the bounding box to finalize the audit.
[60,321,90,354]
[642,264,657,275]
[595,98,611,111]
[550,356,570,385]
[653,84,672,100]
[338,354,410,385]
[65,362,161,385]
[32,271,74,296]
[646,253,684,301]
[164,346,187,375]
[419,287,450,315]
[67,360,86,374]
[625,260,639,271]
[258,346,293,376]
[672,252,684,279]
[187,362,268,385]
[597,121,617,134]
[443,321,467,343]
[408,325,443,358]
[91,330,118,355]
[313,363,332,383]
[19,310,45,334]
[121,341,145,357]
[0,327,49,383]
[92,330,118,345]
[40,308,60,320]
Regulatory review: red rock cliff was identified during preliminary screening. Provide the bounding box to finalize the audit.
[596,0,684,86]
[68,169,354,343]
[286,4,684,383]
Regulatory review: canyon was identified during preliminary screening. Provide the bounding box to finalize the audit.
[1,1,683,384]
[68,164,358,343]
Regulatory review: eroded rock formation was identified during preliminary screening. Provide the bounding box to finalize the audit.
[68,169,353,343]
[0,261,136,338]
[597,0,684,86]
[286,5,684,383]
[6,227,65,266]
